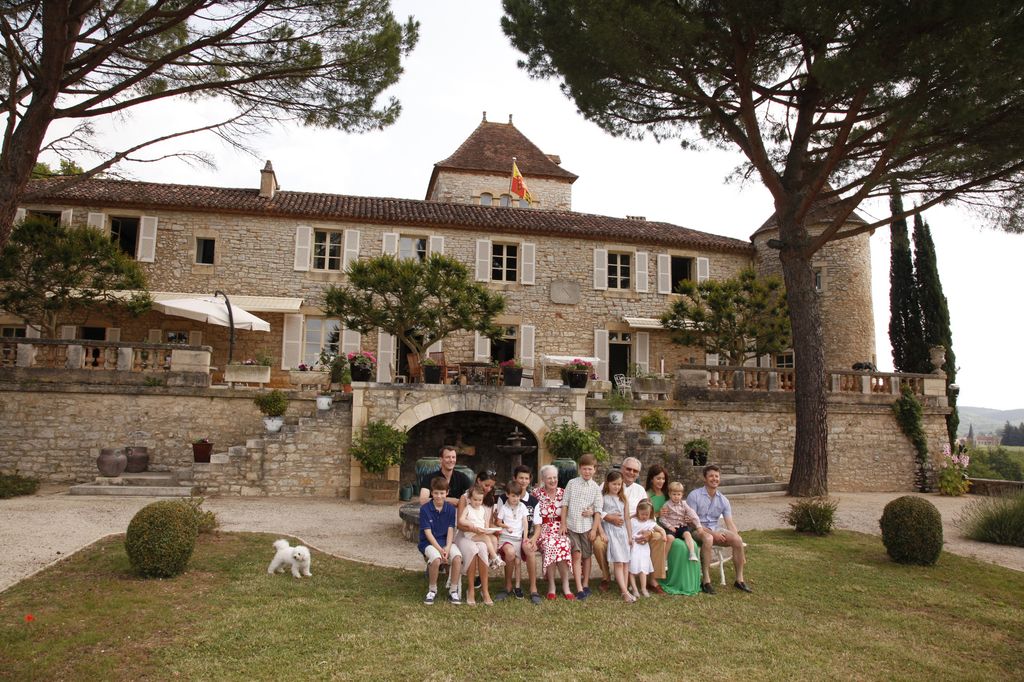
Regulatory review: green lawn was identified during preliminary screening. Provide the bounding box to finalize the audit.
[1,531,1022,681]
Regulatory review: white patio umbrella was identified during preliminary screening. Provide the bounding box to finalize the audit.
[153,291,269,365]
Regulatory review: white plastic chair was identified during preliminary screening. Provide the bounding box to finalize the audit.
[706,516,748,585]
[613,373,633,396]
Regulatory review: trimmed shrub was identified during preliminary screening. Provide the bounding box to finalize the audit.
[182,497,218,534]
[0,472,40,498]
[879,496,943,565]
[957,493,1024,547]
[783,497,838,535]
[124,500,199,578]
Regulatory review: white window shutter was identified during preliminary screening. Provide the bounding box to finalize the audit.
[294,225,312,271]
[382,232,398,256]
[341,328,361,356]
[475,239,491,282]
[636,332,650,373]
[281,314,303,369]
[697,257,710,283]
[343,229,360,271]
[137,216,158,262]
[426,339,442,354]
[474,332,491,362]
[657,254,672,294]
[593,248,608,290]
[147,329,162,343]
[376,330,395,382]
[25,324,41,338]
[521,242,536,285]
[428,235,444,255]
[188,331,203,346]
[15,208,25,223]
[520,324,535,368]
[60,209,73,226]
[635,251,649,293]
[106,328,121,342]
[59,325,76,340]
[87,212,106,231]
[594,329,609,381]
[706,352,720,366]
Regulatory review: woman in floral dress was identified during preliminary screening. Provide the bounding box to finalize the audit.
[530,464,574,600]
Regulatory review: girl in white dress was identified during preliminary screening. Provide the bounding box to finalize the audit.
[629,500,657,598]
[460,485,504,570]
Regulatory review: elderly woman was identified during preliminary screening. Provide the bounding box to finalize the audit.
[455,468,498,605]
[529,464,574,600]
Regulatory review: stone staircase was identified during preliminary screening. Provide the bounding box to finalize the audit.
[69,470,196,497]
[716,472,787,498]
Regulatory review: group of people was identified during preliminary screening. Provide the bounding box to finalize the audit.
[416,445,751,606]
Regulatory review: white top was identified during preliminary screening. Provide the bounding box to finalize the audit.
[633,518,657,541]
[462,504,489,531]
[624,482,647,517]
[497,501,527,539]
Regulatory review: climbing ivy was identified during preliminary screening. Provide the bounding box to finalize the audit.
[892,387,931,492]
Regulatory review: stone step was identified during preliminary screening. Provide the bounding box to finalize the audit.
[69,483,196,497]
[90,471,178,487]
[719,482,789,497]
[719,474,776,486]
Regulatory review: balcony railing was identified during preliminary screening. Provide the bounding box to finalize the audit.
[0,338,211,374]
[680,364,942,400]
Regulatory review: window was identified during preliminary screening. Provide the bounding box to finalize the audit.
[80,326,106,341]
[491,243,518,282]
[166,331,190,344]
[313,230,343,271]
[499,194,511,207]
[1,326,26,338]
[27,210,61,225]
[490,326,517,364]
[480,193,493,206]
[776,352,795,368]
[671,256,694,290]
[607,252,631,289]
[196,238,216,265]
[518,197,530,208]
[813,268,823,292]
[303,317,341,366]
[110,217,139,257]
[398,235,427,262]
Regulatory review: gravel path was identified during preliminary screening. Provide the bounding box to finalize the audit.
[1,488,1021,594]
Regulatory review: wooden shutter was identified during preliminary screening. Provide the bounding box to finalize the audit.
[636,332,650,373]
[341,328,361,356]
[87,212,106,231]
[697,257,710,283]
[593,248,608,290]
[106,328,121,342]
[376,330,395,382]
[137,216,158,262]
[147,329,162,343]
[474,332,491,362]
[475,239,491,282]
[594,329,609,381]
[635,251,649,293]
[657,254,672,294]
[520,324,535,368]
[188,331,203,346]
[382,232,398,256]
[706,352,719,366]
[281,314,303,369]
[294,225,312,271]
[14,208,25,223]
[343,229,360,271]
[59,325,76,340]
[521,242,536,285]
[60,209,73,226]
[428,235,444,255]
[24,324,41,339]
[426,339,442,354]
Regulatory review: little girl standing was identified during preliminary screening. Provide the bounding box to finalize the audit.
[599,470,634,603]
[629,499,657,598]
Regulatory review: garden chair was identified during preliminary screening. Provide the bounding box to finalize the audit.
[407,352,422,383]
[428,351,459,384]
[706,515,749,585]
[613,373,633,396]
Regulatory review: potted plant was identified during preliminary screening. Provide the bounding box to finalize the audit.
[499,358,524,387]
[337,361,353,393]
[328,354,349,388]
[191,437,213,463]
[350,420,408,504]
[563,358,593,389]
[225,355,272,386]
[607,389,633,424]
[421,356,442,384]
[639,408,672,445]
[347,351,376,382]
[684,437,710,466]
[316,389,333,411]
[544,421,608,487]
[253,389,289,433]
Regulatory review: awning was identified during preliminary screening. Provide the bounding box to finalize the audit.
[153,297,271,331]
[110,290,303,313]
[539,354,602,367]
[623,316,665,329]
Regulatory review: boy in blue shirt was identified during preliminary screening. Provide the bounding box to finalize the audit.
[419,476,464,604]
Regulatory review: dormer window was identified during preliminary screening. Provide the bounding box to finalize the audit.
[519,197,530,208]
[480,193,493,206]
[499,194,511,207]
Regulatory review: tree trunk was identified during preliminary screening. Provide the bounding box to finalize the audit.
[778,217,830,497]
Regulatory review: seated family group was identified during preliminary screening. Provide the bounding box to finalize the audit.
[417,445,751,606]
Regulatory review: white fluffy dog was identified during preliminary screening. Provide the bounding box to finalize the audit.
[267,539,313,578]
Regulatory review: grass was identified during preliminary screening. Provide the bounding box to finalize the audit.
[1,531,1022,681]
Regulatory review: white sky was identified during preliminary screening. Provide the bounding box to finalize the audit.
[53,0,1023,410]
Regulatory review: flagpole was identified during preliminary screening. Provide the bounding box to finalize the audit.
[510,156,516,196]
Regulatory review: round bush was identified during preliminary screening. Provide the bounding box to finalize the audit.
[879,496,943,565]
[124,500,199,578]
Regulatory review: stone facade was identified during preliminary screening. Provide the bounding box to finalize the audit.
[428,170,573,211]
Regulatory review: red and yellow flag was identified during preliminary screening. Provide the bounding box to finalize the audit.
[510,159,534,204]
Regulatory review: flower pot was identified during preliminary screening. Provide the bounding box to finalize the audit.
[647,431,664,445]
[608,410,624,424]
[351,365,373,382]
[316,395,333,410]
[263,416,284,433]
[192,441,213,463]
[566,370,589,389]
[422,365,442,384]
[688,449,708,466]
[124,446,149,473]
[502,367,523,387]
[96,447,127,477]
[342,384,353,394]
[362,478,399,505]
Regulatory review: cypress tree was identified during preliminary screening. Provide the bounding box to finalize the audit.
[913,213,958,446]
[888,187,927,373]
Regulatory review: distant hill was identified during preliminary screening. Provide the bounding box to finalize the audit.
[957,406,1024,436]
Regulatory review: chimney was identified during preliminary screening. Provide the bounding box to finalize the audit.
[259,160,279,199]
[546,154,562,165]
[626,215,647,221]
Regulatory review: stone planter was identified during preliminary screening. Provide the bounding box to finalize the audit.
[96,447,127,477]
[646,431,665,445]
[609,410,624,424]
[263,416,284,433]
[288,370,330,391]
[363,478,399,505]
[634,377,672,396]
[124,446,149,473]
[225,364,271,385]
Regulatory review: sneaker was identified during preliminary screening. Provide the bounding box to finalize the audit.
[424,590,436,605]
[582,586,592,598]
[530,592,543,605]
[513,588,524,599]
[449,588,461,605]
[575,590,587,601]
[474,577,482,590]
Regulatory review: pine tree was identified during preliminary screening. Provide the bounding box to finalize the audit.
[913,213,958,446]
[888,187,928,373]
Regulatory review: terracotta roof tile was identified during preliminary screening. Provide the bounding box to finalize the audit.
[433,119,578,181]
[754,192,868,237]
[23,177,754,255]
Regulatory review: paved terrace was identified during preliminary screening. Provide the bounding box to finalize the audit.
[1,488,1021,594]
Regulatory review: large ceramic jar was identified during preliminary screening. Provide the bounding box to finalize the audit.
[125,446,149,473]
[96,448,128,477]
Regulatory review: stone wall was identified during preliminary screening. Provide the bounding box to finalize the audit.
[428,169,573,211]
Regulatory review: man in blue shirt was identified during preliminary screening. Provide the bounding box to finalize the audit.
[686,464,751,595]
[419,476,464,604]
